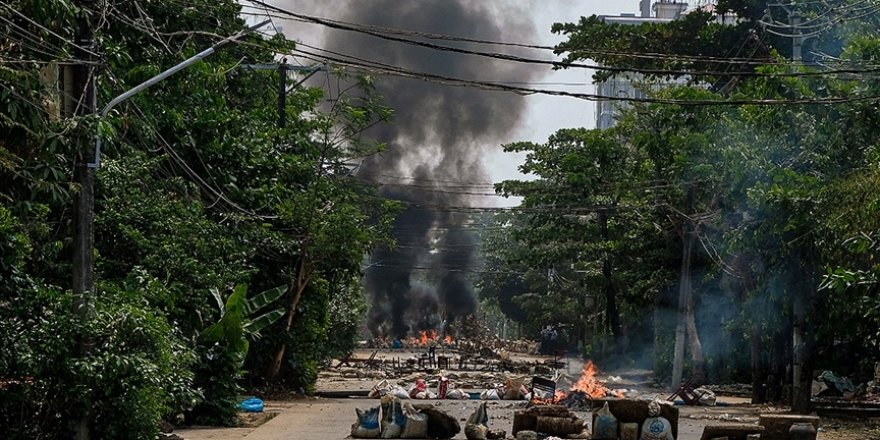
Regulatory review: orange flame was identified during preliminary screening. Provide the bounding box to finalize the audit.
[444,335,454,344]
[572,361,611,398]
[532,360,624,404]
[407,330,442,347]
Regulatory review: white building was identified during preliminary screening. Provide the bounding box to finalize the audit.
[595,1,731,129]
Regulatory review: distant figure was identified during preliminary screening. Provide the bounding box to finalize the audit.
[392,338,403,349]
[428,342,437,361]
[539,326,550,354]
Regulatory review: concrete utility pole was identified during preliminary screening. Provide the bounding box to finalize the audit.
[71,19,269,440]
[69,2,97,438]
[670,184,695,391]
[72,5,97,315]
[787,9,809,415]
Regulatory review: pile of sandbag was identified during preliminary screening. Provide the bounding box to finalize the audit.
[369,376,470,400]
[369,379,410,400]
[481,375,530,400]
[512,405,589,439]
[351,395,461,439]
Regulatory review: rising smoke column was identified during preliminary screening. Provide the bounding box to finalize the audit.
[315,0,545,337]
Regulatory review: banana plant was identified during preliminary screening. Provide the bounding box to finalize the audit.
[201,283,286,365]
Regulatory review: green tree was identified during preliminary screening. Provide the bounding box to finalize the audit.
[1,0,397,436]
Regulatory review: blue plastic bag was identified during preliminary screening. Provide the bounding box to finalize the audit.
[240,397,264,413]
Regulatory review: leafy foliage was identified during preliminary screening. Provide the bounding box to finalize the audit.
[487,1,880,389]
[1,0,396,437]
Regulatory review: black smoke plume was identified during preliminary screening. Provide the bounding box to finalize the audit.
[289,0,545,337]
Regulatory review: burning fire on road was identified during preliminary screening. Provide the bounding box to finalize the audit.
[408,330,446,347]
[534,361,625,405]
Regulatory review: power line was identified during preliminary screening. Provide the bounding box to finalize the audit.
[103,70,279,220]
[0,1,103,57]
[244,0,880,79]
[238,2,816,67]
[364,263,526,275]
[289,46,880,106]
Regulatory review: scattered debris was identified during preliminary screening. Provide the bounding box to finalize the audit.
[814,370,856,398]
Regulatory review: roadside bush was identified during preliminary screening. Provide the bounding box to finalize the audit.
[87,295,199,439]
[187,342,243,426]
[0,283,197,440]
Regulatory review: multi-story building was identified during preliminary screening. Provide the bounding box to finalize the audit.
[595,1,729,129]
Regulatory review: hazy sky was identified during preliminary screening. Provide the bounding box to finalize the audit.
[487,1,641,184]
[257,1,644,204]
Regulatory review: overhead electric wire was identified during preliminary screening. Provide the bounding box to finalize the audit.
[235,6,880,75]
[392,199,668,213]
[289,45,880,106]
[0,1,103,57]
[2,26,77,61]
[294,29,880,80]
[239,2,812,67]
[102,70,279,220]
[0,14,71,53]
[245,4,761,79]
[243,0,880,79]
[362,180,709,198]
[760,0,880,36]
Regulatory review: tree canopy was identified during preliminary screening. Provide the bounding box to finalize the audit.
[483,0,880,410]
[1,0,396,437]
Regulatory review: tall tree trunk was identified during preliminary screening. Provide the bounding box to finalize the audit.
[751,326,766,403]
[671,186,695,390]
[266,257,310,381]
[791,286,816,413]
[602,259,622,339]
[791,249,818,413]
[791,290,806,410]
[598,212,622,342]
[731,253,764,403]
[768,327,786,402]
[686,287,705,384]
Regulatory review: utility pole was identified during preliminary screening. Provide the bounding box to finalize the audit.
[788,9,810,415]
[70,1,97,438]
[69,19,270,439]
[242,62,324,130]
[72,4,97,321]
[671,184,695,391]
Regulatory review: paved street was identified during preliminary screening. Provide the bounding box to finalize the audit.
[180,397,764,440]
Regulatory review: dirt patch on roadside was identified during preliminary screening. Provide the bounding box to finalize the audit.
[818,418,880,440]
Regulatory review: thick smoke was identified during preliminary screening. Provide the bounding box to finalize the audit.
[289,0,545,337]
